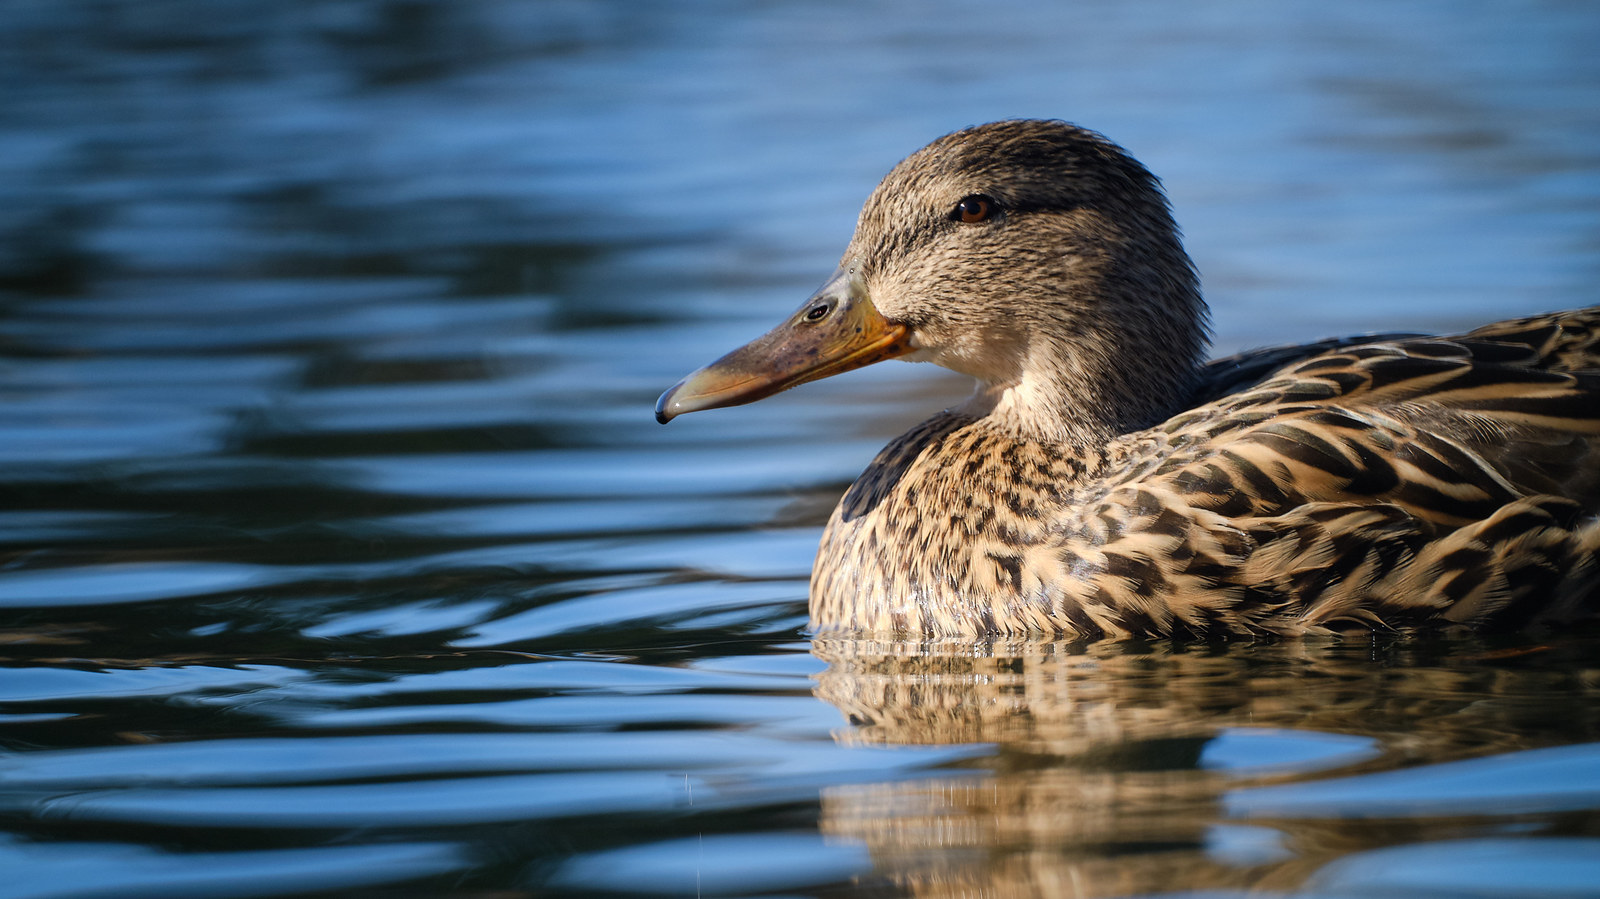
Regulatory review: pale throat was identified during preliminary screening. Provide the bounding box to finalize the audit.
[950,343,1121,447]
[899,322,1116,446]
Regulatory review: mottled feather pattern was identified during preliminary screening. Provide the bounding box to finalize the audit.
[812,307,1600,638]
[658,119,1600,639]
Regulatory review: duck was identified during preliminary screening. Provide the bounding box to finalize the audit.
[656,119,1600,639]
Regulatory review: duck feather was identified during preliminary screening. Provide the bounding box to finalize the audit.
[658,120,1600,639]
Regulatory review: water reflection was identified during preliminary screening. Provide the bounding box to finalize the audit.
[2,0,1599,895]
[812,636,1600,896]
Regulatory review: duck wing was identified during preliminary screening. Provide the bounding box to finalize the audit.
[1083,307,1600,634]
[1194,331,1422,405]
[1175,306,1600,512]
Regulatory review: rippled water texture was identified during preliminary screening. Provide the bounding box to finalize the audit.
[3,2,1599,896]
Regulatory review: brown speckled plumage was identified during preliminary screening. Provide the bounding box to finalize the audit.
[659,120,1600,639]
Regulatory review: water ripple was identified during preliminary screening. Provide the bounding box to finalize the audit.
[1,1,1597,896]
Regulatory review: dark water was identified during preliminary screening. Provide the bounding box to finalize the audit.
[2,2,1599,896]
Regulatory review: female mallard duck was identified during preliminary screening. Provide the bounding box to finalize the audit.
[657,120,1600,639]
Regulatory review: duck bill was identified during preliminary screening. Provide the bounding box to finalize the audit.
[656,268,911,423]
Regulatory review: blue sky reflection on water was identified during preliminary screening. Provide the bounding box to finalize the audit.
[0,1,1599,896]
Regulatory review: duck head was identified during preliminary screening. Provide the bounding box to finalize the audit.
[656,120,1208,445]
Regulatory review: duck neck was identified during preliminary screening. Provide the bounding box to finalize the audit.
[962,302,1208,449]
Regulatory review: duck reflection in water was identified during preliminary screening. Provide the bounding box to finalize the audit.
[659,120,1600,639]
[808,636,1600,896]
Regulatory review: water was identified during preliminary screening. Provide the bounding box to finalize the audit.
[1,2,1598,896]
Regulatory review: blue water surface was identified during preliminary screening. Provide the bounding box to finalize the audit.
[1,2,1598,896]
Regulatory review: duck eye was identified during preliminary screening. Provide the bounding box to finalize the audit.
[952,195,996,224]
[803,303,832,322]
